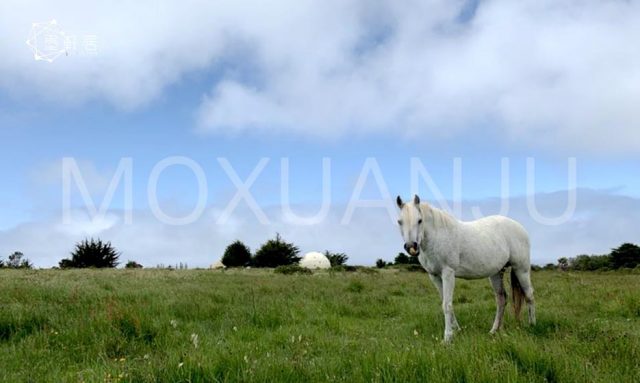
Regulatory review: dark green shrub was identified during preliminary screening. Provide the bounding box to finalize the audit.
[222,240,252,267]
[59,238,120,268]
[611,243,640,269]
[274,264,312,275]
[394,252,409,265]
[394,252,420,265]
[125,261,143,269]
[375,259,387,268]
[331,265,357,272]
[324,251,348,267]
[253,234,300,268]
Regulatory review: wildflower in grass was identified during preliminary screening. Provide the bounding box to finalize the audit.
[178,362,184,368]
[190,333,199,349]
[413,329,419,336]
[170,319,178,328]
[232,326,237,332]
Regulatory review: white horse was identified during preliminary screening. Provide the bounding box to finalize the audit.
[396,195,536,343]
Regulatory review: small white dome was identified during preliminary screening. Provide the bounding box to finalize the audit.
[210,260,226,269]
[299,252,331,269]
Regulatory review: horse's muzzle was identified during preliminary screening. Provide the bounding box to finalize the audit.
[404,242,420,256]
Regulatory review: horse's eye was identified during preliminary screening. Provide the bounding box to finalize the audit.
[418,219,423,224]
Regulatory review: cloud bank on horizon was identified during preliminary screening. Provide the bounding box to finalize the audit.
[1,189,638,268]
[1,0,640,152]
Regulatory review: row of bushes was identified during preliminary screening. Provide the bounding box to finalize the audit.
[0,233,345,270]
[1,239,131,270]
[374,252,421,269]
[222,234,348,268]
[376,243,640,273]
[553,243,640,271]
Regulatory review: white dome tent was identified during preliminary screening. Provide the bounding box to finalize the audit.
[209,259,226,269]
[299,251,331,270]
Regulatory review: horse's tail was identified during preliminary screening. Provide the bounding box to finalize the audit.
[511,268,525,321]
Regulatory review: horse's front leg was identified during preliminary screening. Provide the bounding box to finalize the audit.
[441,267,456,343]
[429,273,460,331]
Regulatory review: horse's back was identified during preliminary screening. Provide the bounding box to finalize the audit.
[480,215,530,267]
[464,215,530,267]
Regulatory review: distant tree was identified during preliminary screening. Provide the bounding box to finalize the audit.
[375,259,387,268]
[59,259,74,269]
[570,254,612,271]
[557,257,569,271]
[325,251,348,267]
[394,252,420,265]
[610,243,640,269]
[253,233,301,268]
[125,260,143,269]
[3,252,33,269]
[394,252,410,265]
[222,241,252,267]
[59,238,120,268]
[543,263,556,271]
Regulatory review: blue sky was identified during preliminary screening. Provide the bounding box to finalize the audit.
[1,0,639,267]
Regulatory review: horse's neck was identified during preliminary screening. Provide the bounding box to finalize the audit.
[419,204,460,245]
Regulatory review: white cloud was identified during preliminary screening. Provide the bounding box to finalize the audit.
[54,211,119,236]
[0,189,638,268]
[2,1,640,151]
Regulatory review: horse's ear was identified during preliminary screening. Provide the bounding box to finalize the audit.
[396,196,404,209]
[414,195,421,205]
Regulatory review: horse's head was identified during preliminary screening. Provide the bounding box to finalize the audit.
[396,195,424,256]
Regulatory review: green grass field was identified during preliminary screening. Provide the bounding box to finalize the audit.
[1,269,639,382]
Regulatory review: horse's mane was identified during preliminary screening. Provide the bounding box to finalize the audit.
[420,203,458,230]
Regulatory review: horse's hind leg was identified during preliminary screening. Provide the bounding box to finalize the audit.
[513,269,536,325]
[489,270,507,334]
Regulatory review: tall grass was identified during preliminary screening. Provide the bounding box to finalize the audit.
[0,269,638,382]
